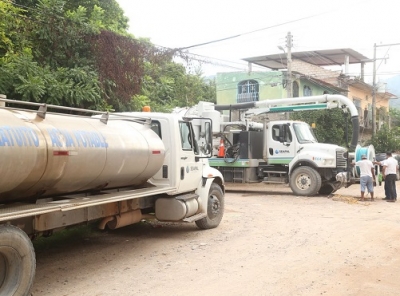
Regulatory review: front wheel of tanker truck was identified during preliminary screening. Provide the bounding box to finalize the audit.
[195,183,224,229]
[289,166,322,196]
[0,225,36,296]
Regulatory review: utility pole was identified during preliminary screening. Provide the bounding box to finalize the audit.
[372,43,376,137]
[371,42,400,137]
[286,32,293,99]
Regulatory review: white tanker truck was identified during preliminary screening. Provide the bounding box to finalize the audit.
[0,95,225,295]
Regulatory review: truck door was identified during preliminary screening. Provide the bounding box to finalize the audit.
[177,121,203,193]
[265,123,296,164]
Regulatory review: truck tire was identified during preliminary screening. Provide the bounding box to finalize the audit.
[289,166,322,196]
[0,225,36,296]
[195,183,224,229]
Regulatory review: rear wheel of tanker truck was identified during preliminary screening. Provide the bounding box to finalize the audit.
[289,166,322,196]
[196,183,224,229]
[0,225,36,296]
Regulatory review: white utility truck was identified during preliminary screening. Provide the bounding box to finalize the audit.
[0,96,225,296]
[178,95,359,196]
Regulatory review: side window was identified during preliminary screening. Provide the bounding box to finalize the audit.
[272,124,292,142]
[180,122,193,150]
[151,121,161,138]
[283,125,292,143]
[272,125,280,141]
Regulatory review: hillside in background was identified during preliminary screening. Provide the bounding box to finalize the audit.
[385,75,400,108]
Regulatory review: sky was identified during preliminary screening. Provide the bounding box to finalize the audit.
[116,0,399,87]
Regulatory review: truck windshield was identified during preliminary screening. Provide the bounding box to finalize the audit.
[293,122,318,144]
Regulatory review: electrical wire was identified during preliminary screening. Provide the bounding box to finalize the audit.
[177,0,371,50]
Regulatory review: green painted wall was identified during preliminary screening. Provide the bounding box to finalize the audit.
[216,71,340,105]
[294,79,339,97]
[216,71,283,105]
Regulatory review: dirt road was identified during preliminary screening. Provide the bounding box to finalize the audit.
[31,184,400,296]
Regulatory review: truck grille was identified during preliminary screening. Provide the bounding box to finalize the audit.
[336,150,347,169]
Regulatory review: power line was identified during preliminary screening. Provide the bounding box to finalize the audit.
[177,0,370,51]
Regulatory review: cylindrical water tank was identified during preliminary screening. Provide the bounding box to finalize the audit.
[0,109,165,202]
[353,144,376,177]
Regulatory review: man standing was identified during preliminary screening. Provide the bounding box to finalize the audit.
[380,159,389,199]
[376,152,398,202]
[355,154,376,201]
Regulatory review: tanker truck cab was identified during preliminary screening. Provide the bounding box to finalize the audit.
[0,97,225,296]
[266,120,348,195]
[133,113,215,194]
[265,121,298,164]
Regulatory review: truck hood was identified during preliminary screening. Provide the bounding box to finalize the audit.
[298,142,346,155]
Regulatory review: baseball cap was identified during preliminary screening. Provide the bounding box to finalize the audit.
[361,154,367,159]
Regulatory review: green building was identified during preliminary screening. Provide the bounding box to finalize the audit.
[216,70,344,105]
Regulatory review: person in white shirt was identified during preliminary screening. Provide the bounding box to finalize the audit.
[375,152,398,202]
[379,159,389,199]
[355,154,376,201]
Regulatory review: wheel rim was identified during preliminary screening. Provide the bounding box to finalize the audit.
[295,173,312,190]
[208,194,221,219]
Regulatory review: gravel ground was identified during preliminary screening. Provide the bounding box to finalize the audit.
[31,182,400,296]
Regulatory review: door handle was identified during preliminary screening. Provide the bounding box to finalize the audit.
[181,157,187,160]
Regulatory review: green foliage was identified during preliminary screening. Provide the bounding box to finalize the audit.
[290,108,351,147]
[138,61,216,112]
[1,0,216,112]
[0,0,30,56]
[63,0,129,34]
[29,0,96,69]
[0,53,101,108]
[366,124,400,153]
[389,108,400,127]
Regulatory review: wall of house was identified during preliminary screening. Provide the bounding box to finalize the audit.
[348,86,372,110]
[293,78,340,97]
[216,71,340,105]
[348,85,373,129]
[216,71,283,105]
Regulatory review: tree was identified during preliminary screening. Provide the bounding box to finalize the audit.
[290,108,352,147]
[389,107,400,128]
[363,108,400,153]
[13,0,128,34]
[137,60,216,112]
[63,0,129,34]
[0,0,102,108]
[0,0,30,56]
[367,124,400,153]
[1,0,217,112]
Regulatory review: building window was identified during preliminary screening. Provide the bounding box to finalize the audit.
[293,81,299,97]
[303,86,312,96]
[237,80,259,103]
